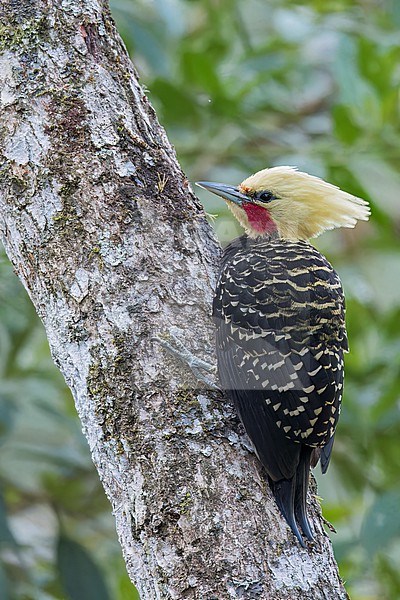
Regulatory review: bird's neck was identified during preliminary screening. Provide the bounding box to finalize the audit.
[243,203,278,237]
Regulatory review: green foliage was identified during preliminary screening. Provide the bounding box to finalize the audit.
[1,0,400,598]
[57,536,111,600]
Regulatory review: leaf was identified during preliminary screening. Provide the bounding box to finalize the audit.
[333,35,363,106]
[118,570,140,600]
[341,251,400,315]
[150,79,198,123]
[0,492,17,547]
[360,489,400,556]
[349,155,400,219]
[333,35,381,128]
[0,563,11,600]
[332,105,360,145]
[388,0,400,26]
[181,51,222,95]
[0,394,16,442]
[57,536,111,600]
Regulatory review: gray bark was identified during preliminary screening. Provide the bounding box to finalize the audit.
[0,1,349,598]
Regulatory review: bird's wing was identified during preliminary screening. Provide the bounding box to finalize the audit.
[213,239,346,481]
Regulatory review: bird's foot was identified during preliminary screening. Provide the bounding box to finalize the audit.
[321,514,337,534]
[152,333,220,391]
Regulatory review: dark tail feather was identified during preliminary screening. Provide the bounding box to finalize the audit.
[294,447,314,541]
[270,475,305,547]
[320,437,335,474]
[270,447,315,546]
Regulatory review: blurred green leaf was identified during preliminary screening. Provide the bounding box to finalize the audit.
[0,395,16,442]
[0,563,11,600]
[375,553,400,598]
[360,490,400,556]
[57,536,111,600]
[0,492,17,546]
[387,0,400,26]
[349,156,400,219]
[150,79,198,123]
[118,570,140,600]
[332,105,361,145]
[181,51,223,95]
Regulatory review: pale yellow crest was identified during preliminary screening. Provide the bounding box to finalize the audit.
[239,166,370,240]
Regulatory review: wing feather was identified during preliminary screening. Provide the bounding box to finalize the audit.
[214,237,346,481]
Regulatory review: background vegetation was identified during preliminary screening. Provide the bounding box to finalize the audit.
[1,0,400,598]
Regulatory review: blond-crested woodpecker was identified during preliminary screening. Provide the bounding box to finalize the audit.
[197,166,370,546]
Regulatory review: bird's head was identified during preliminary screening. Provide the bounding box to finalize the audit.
[197,166,370,240]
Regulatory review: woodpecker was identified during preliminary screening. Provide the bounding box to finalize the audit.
[196,166,370,546]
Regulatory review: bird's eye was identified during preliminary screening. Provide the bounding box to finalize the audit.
[256,190,276,203]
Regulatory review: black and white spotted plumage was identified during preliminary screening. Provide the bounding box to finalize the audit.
[213,234,348,545]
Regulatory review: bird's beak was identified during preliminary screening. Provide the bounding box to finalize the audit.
[196,181,249,206]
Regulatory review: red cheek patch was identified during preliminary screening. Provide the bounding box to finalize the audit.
[243,203,277,234]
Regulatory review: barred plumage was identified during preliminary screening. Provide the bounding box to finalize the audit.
[197,167,369,546]
[213,236,347,544]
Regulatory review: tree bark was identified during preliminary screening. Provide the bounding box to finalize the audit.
[0,1,349,598]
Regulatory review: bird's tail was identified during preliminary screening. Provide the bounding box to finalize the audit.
[270,447,314,547]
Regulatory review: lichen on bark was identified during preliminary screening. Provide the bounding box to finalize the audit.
[0,0,349,598]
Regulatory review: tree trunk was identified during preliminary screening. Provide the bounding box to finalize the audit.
[0,1,349,598]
